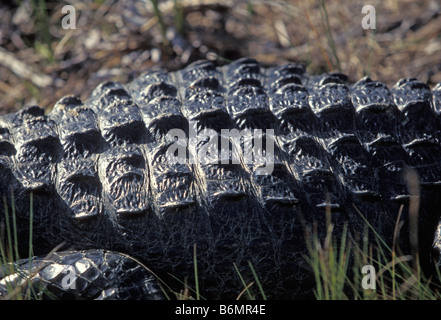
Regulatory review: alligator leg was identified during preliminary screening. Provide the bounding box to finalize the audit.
[0,250,164,300]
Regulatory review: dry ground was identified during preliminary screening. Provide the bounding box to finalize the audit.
[0,0,440,113]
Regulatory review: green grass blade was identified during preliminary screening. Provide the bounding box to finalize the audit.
[193,243,199,300]
[248,261,266,300]
[233,263,254,300]
[10,192,19,261]
[2,196,13,261]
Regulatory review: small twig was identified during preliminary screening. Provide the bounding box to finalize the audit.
[0,47,58,88]
[274,19,292,48]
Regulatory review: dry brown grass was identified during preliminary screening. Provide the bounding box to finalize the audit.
[0,0,440,113]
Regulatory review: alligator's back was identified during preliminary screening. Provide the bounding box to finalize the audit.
[1,58,441,299]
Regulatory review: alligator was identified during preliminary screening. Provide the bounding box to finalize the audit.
[1,57,441,299]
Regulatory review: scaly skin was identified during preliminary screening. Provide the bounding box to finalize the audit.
[1,58,441,299]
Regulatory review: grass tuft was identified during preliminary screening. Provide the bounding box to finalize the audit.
[0,191,43,300]
[305,201,441,300]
